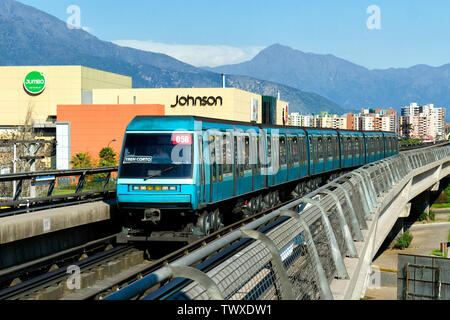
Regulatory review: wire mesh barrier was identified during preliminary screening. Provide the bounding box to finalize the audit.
[102,145,450,301]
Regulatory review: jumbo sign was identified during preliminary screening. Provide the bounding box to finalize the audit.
[23,71,46,95]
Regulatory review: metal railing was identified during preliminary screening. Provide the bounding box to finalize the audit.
[0,166,118,216]
[103,144,450,300]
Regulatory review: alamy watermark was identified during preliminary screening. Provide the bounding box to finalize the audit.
[66,5,90,32]
[66,265,81,290]
[367,267,382,289]
[366,5,381,30]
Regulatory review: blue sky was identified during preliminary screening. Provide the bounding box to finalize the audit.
[18,0,450,68]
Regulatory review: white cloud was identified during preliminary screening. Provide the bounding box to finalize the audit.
[111,40,264,67]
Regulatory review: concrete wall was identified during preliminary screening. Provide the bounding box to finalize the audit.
[57,104,164,162]
[397,254,450,300]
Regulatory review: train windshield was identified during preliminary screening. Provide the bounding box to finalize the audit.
[119,133,193,179]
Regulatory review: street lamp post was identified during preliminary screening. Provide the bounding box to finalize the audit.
[107,139,117,148]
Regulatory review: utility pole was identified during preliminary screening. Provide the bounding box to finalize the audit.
[13,143,17,197]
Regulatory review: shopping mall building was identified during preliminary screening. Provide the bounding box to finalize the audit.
[0,66,289,170]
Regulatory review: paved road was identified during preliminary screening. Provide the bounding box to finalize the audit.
[365,221,450,300]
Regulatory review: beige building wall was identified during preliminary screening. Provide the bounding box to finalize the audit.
[92,88,271,124]
[0,66,131,126]
[276,99,289,125]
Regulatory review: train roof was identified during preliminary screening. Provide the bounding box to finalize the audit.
[126,115,396,135]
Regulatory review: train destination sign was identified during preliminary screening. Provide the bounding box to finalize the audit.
[170,95,223,108]
[123,155,153,164]
[23,71,46,95]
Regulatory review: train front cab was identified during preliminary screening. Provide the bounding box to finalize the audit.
[116,117,198,213]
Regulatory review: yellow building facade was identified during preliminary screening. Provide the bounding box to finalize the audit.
[0,66,132,126]
[92,88,288,125]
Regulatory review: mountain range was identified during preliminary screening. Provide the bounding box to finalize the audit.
[1,0,447,119]
[0,0,344,115]
[208,44,450,118]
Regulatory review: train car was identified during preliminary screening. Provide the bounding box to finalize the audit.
[117,116,399,239]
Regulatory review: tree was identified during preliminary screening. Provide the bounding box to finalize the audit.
[70,152,93,169]
[98,147,117,167]
[400,123,413,139]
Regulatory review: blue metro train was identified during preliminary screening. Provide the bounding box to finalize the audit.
[116,116,398,238]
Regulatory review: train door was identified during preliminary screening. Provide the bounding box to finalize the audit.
[346,137,352,167]
[339,135,345,168]
[315,136,323,174]
[360,137,365,165]
[290,135,299,181]
[276,134,287,185]
[299,135,307,178]
[222,132,234,200]
[198,134,206,205]
[353,137,358,167]
[308,136,314,175]
[325,136,333,171]
[376,136,381,160]
[332,135,339,169]
[251,132,263,191]
[207,133,219,203]
[265,134,273,187]
[233,133,244,196]
[242,134,253,194]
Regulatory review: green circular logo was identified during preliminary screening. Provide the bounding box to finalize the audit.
[24,71,46,95]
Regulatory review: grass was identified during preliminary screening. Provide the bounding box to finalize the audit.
[431,203,450,209]
[430,249,448,258]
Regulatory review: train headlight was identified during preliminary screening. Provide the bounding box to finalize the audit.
[132,185,177,191]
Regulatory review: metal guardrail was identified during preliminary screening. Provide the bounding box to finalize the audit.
[0,166,118,215]
[103,144,450,300]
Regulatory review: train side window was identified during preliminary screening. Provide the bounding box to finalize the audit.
[353,137,358,157]
[267,135,272,168]
[292,137,299,163]
[244,136,250,171]
[316,137,321,161]
[250,135,257,173]
[298,136,304,165]
[256,135,261,174]
[327,137,332,158]
[376,137,380,154]
[332,136,338,159]
[210,135,217,182]
[199,135,204,185]
[216,135,223,181]
[223,134,232,174]
[346,137,352,158]
[279,136,286,166]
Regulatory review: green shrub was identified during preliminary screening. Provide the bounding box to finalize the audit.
[417,211,428,221]
[429,210,435,221]
[394,230,414,250]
